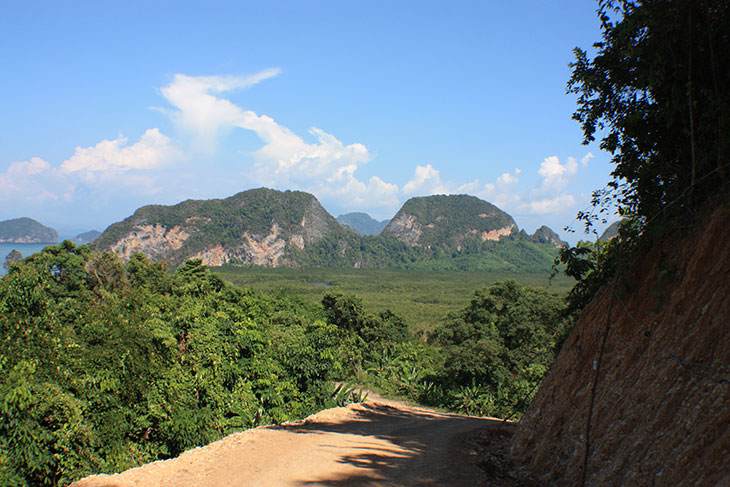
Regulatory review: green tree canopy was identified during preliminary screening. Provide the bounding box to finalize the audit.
[569,0,730,229]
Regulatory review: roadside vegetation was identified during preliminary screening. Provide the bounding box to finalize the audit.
[0,243,571,486]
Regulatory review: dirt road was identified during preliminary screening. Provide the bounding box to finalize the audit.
[72,397,514,487]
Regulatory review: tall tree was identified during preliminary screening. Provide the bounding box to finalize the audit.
[569,0,730,229]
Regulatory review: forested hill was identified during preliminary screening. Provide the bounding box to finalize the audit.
[0,217,58,243]
[94,188,566,272]
[93,188,350,266]
[382,194,516,247]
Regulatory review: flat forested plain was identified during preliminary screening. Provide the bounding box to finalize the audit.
[212,266,575,331]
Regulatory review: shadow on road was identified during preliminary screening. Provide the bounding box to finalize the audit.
[275,401,511,487]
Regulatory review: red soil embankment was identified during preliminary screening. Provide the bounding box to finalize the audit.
[510,205,730,486]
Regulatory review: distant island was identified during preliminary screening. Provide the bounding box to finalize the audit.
[74,230,101,243]
[0,217,58,244]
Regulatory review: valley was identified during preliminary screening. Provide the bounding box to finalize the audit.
[212,266,574,331]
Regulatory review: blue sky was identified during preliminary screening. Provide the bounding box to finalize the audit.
[1,1,615,242]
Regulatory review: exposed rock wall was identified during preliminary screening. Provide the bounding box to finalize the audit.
[385,214,423,245]
[470,224,515,242]
[110,225,190,262]
[114,223,307,267]
[510,205,730,486]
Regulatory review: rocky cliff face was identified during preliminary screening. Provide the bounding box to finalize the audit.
[531,225,567,247]
[510,204,730,486]
[109,224,190,262]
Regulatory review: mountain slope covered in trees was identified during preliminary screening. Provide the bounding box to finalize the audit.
[94,189,565,272]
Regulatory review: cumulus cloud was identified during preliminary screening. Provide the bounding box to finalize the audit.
[402,164,451,195]
[509,154,595,215]
[496,168,521,185]
[0,127,180,212]
[0,157,59,202]
[537,155,578,190]
[60,128,180,175]
[8,157,51,177]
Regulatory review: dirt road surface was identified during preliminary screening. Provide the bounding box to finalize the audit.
[72,396,516,487]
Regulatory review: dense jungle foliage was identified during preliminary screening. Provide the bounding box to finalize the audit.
[289,230,561,272]
[212,266,574,332]
[0,242,570,486]
[559,0,730,306]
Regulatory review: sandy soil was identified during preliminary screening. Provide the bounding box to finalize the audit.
[71,395,524,487]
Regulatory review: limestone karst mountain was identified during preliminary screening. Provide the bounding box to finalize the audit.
[531,225,567,247]
[95,189,565,271]
[382,194,516,248]
[94,188,349,267]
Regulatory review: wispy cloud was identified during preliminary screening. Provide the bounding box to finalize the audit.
[159,70,281,152]
[581,151,594,166]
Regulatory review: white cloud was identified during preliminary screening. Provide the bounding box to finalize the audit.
[581,151,594,166]
[155,73,588,221]
[537,155,579,190]
[160,70,281,152]
[1,127,179,212]
[402,164,450,195]
[497,168,521,185]
[524,194,576,214]
[8,157,51,177]
[0,157,59,202]
[60,128,180,175]
[509,155,587,215]
[158,72,407,213]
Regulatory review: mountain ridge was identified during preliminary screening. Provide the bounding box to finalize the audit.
[336,212,389,236]
[94,188,566,272]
